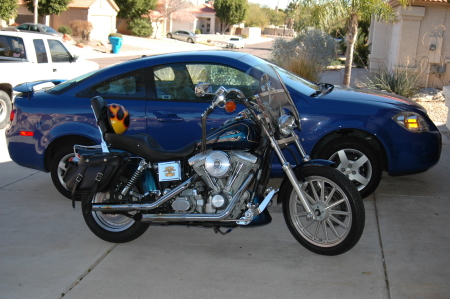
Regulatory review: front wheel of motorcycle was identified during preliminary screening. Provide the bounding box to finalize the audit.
[82,175,149,243]
[280,166,365,255]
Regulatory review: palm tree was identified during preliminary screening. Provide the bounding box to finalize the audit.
[299,0,408,86]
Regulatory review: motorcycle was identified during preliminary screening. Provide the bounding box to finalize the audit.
[64,63,365,256]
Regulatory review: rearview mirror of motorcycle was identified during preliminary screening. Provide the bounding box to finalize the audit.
[195,82,213,97]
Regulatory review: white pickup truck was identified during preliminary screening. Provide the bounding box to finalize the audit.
[0,31,99,129]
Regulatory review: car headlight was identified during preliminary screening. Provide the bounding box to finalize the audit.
[393,112,429,133]
[278,114,297,137]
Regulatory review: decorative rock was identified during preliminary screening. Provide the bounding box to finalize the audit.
[411,88,445,102]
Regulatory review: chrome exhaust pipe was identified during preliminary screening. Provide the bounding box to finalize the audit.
[91,175,198,212]
[140,173,255,223]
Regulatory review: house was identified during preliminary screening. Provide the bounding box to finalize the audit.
[368,0,450,89]
[5,0,119,40]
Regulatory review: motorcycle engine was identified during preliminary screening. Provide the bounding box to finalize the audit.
[170,150,259,214]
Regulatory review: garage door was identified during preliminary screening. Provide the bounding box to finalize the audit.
[90,15,113,40]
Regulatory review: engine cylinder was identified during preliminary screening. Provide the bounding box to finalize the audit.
[205,151,231,178]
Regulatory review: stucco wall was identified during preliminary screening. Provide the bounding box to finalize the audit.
[369,5,450,89]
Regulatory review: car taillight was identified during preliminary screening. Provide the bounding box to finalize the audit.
[10,109,15,122]
[20,131,34,136]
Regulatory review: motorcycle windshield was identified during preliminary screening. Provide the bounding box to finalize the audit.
[246,64,300,135]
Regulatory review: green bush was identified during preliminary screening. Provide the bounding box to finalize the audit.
[58,25,72,35]
[195,28,202,34]
[108,32,123,38]
[127,18,153,37]
[362,64,422,98]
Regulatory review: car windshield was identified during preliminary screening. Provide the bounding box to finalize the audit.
[230,38,240,41]
[42,26,57,33]
[46,69,102,95]
[272,65,319,96]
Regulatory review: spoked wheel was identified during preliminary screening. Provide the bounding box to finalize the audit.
[82,176,149,243]
[280,166,365,255]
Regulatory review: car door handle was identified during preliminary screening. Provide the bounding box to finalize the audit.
[157,116,183,122]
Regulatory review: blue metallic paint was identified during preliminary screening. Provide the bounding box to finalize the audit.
[6,51,441,180]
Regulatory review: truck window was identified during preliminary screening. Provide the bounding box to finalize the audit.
[47,40,71,62]
[0,35,26,60]
[33,39,48,63]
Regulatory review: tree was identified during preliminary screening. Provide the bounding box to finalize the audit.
[151,0,192,39]
[24,0,71,16]
[244,3,269,28]
[214,0,248,34]
[299,0,408,86]
[115,0,157,27]
[0,0,19,24]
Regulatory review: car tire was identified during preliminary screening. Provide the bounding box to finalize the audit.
[167,33,172,39]
[0,90,12,129]
[316,137,382,199]
[187,38,193,43]
[50,144,77,199]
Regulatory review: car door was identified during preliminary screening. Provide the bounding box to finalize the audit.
[80,69,149,135]
[175,31,188,42]
[146,63,256,150]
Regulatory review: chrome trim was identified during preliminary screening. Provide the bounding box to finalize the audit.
[91,175,198,212]
[139,173,254,222]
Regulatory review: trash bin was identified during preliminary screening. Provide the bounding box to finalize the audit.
[109,37,122,54]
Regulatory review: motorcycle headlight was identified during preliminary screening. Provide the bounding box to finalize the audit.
[278,114,297,137]
[393,112,429,133]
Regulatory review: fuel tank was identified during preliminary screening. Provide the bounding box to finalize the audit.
[202,119,261,150]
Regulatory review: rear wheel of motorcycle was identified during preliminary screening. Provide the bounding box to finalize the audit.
[82,175,149,243]
[280,166,365,256]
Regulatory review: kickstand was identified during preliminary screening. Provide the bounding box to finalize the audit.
[213,227,234,235]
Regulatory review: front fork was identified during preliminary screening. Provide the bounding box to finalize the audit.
[257,116,316,220]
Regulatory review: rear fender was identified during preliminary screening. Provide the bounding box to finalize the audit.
[277,159,334,205]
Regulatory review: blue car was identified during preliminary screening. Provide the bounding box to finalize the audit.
[5,51,442,199]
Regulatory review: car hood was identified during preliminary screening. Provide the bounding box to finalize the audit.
[319,85,425,111]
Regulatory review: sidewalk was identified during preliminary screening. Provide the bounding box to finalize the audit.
[66,34,273,60]
[1,127,450,299]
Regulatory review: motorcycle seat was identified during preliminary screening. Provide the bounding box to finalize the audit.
[105,133,197,162]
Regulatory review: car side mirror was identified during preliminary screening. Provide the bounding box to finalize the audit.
[195,82,212,97]
[71,54,79,63]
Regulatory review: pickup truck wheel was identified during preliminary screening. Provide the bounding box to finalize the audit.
[50,144,76,199]
[0,91,12,129]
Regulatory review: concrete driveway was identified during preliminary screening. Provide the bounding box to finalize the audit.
[1,124,449,299]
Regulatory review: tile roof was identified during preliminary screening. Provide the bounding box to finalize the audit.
[189,4,216,14]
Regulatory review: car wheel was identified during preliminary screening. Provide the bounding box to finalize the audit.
[316,137,382,199]
[50,144,76,199]
[167,33,172,39]
[0,90,12,129]
[187,38,193,43]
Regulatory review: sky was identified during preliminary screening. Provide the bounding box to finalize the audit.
[248,0,289,10]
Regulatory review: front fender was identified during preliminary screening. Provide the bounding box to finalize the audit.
[276,159,334,205]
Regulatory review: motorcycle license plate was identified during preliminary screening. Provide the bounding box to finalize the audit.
[158,161,182,182]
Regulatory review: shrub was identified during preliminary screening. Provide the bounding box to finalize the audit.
[127,18,153,37]
[361,64,422,98]
[269,28,336,81]
[58,25,72,35]
[195,28,202,34]
[241,33,248,39]
[70,20,93,41]
[108,32,123,38]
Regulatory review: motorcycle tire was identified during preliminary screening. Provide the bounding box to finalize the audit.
[82,174,149,243]
[280,166,365,256]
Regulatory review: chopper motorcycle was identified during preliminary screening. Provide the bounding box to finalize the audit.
[65,64,365,256]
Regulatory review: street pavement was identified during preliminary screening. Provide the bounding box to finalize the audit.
[1,36,450,299]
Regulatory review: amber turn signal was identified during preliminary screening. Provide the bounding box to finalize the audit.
[225,101,236,113]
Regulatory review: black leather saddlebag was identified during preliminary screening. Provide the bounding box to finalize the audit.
[63,152,130,207]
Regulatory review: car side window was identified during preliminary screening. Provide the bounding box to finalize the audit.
[33,39,48,63]
[16,24,29,30]
[153,64,196,100]
[47,40,71,62]
[186,64,258,98]
[85,69,146,98]
[30,25,40,32]
[0,35,26,59]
